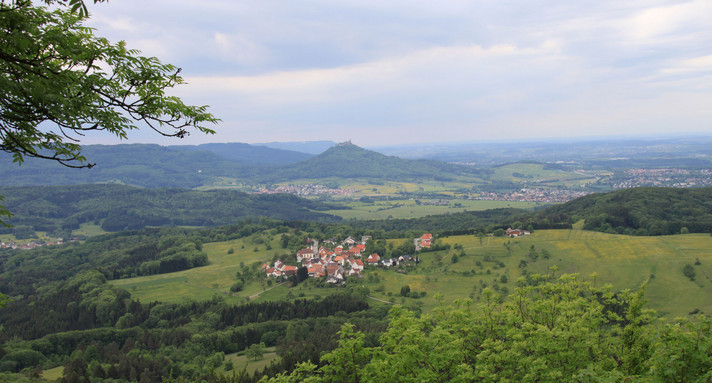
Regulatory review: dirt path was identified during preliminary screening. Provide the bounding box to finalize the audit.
[366,295,395,305]
[249,282,285,300]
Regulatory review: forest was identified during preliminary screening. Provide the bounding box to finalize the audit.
[0,185,343,237]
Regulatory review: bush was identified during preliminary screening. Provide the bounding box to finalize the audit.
[683,264,696,281]
[400,285,411,297]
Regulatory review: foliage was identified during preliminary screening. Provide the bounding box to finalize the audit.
[0,0,217,227]
[264,274,712,382]
[683,263,696,281]
[247,343,266,361]
[0,0,217,168]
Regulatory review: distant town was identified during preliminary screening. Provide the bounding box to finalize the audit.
[1,238,75,250]
[256,184,356,197]
[613,168,712,189]
[475,188,592,203]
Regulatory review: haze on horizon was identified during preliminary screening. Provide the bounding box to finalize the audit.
[83,1,712,148]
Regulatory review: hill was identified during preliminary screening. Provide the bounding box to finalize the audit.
[0,142,491,188]
[0,144,261,188]
[174,142,314,165]
[533,187,712,235]
[253,140,338,155]
[0,184,343,236]
[259,142,488,183]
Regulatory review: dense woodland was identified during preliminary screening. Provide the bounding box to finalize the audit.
[0,185,343,237]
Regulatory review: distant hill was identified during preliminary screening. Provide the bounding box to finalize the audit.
[259,142,488,182]
[0,142,487,188]
[0,144,262,188]
[174,142,314,165]
[253,140,337,155]
[0,184,343,235]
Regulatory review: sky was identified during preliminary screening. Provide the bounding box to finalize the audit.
[83,0,712,147]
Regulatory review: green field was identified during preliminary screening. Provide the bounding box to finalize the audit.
[73,222,107,237]
[323,200,545,220]
[220,347,280,376]
[112,229,712,318]
[111,237,285,305]
[493,163,596,187]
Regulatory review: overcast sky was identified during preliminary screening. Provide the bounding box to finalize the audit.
[84,0,712,147]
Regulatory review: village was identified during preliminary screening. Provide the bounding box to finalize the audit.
[0,238,70,250]
[262,233,433,284]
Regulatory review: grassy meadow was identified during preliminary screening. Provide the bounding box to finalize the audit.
[111,227,712,318]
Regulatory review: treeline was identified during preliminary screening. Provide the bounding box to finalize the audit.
[0,184,342,236]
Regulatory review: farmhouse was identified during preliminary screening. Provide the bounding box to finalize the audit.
[506,228,531,238]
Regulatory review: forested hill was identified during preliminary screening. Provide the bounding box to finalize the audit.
[538,186,712,235]
[0,144,263,188]
[0,184,343,236]
[257,142,489,182]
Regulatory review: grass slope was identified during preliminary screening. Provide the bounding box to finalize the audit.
[112,229,712,318]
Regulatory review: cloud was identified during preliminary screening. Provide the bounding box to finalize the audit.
[628,1,708,40]
[82,0,712,145]
[660,55,712,75]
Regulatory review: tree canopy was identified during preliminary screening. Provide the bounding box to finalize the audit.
[265,274,712,382]
[0,0,218,224]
